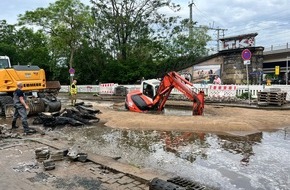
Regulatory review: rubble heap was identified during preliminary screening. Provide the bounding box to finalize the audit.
[0,124,20,139]
[33,102,101,127]
[35,145,88,171]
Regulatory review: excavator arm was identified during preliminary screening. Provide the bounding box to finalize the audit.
[152,71,204,115]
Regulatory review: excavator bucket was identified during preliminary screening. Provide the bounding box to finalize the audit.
[46,81,61,90]
[45,81,61,95]
[193,91,205,115]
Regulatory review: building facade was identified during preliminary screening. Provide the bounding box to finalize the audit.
[179,33,264,85]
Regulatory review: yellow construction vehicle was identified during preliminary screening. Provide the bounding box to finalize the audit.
[0,56,61,117]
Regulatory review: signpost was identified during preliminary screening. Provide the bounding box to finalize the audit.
[69,68,75,74]
[242,49,252,61]
[69,68,75,84]
[241,49,252,104]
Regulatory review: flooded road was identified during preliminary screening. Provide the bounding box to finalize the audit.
[2,95,290,190]
[57,123,290,190]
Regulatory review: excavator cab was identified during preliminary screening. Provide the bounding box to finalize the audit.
[125,79,160,112]
[125,72,205,115]
[0,56,11,69]
[142,80,160,99]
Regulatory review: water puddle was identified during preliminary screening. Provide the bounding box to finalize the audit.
[60,126,290,190]
[164,107,192,116]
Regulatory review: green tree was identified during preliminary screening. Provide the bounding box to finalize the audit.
[0,20,53,79]
[91,0,211,83]
[0,20,19,62]
[90,0,182,82]
[156,18,211,76]
[18,0,94,83]
[73,44,107,84]
[91,0,181,60]
[11,0,211,84]
[13,27,51,67]
[167,19,210,57]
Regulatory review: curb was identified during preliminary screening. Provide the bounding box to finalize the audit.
[27,138,172,183]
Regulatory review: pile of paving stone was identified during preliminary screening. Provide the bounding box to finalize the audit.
[35,145,88,171]
[35,147,51,162]
[32,102,101,127]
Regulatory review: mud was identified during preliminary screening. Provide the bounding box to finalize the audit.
[93,101,290,134]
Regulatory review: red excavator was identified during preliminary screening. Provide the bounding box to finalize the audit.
[125,71,205,115]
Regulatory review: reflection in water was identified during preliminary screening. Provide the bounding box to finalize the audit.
[102,129,208,163]
[160,131,208,163]
[283,126,290,140]
[60,126,290,190]
[217,132,263,165]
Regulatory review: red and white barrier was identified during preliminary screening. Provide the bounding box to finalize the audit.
[208,85,237,98]
[99,83,116,95]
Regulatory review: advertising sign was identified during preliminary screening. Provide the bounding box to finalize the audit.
[192,65,221,83]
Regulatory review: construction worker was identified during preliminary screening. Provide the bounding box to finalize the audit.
[11,82,36,134]
[70,79,78,106]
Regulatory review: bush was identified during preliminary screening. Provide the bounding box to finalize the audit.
[237,92,251,99]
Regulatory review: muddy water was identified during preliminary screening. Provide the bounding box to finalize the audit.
[3,95,290,190]
[58,123,290,190]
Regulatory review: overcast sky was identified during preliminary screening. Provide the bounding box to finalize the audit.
[1,0,290,51]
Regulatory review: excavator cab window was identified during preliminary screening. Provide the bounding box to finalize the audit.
[0,58,10,69]
[143,83,154,99]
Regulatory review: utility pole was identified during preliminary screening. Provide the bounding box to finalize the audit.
[188,1,227,52]
[206,27,227,52]
[215,27,227,51]
[188,0,195,38]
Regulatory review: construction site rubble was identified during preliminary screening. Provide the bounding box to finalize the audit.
[67,144,88,162]
[35,147,50,162]
[35,145,88,171]
[43,160,55,171]
[32,102,101,127]
[0,124,21,138]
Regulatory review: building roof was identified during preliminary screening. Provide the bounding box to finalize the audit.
[219,33,258,41]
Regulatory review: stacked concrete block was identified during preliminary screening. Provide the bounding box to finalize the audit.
[35,147,50,162]
[49,150,66,161]
[43,160,55,171]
